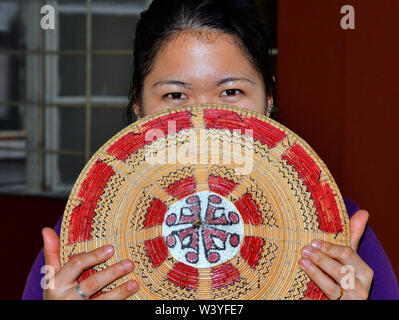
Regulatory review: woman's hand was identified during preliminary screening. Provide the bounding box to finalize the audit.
[299,210,374,300]
[42,227,139,300]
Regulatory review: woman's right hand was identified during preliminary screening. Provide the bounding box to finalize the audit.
[42,227,139,300]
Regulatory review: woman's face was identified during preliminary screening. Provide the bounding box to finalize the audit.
[136,30,270,117]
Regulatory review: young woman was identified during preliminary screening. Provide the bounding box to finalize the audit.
[23,0,399,300]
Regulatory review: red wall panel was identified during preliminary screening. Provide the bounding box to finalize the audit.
[277,0,399,279]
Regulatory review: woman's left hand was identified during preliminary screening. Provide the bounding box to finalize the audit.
[299,209,374,300]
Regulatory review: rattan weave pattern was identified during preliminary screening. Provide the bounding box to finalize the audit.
[60,104,350,300]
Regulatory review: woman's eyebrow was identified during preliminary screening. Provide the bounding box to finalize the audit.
[152,80,192,89]
[216,77,256,87]
[151,77,255,89]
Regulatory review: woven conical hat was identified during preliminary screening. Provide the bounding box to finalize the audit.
[60,104,350,300]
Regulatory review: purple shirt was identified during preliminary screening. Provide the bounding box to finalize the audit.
[22,196,399,300]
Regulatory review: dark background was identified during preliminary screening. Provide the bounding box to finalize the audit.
[1,0,398,299]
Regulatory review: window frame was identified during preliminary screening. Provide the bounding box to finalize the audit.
[0,0,277,197]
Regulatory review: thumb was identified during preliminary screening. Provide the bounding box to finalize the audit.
[42,227,61,273]
[349,210,369,252]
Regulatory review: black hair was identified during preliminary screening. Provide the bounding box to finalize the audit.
[126,0,275,123]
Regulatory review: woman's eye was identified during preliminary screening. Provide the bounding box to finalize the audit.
[220,89,243,97]
[164,92,187,100]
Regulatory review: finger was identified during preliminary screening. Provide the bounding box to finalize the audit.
[310,240,363,270]
[311,240,374,284]
[301,246,346,284]
[93,280,139,300]
[349,210,369,251]
[56,245,114,286]
[299,258,343,300]
[78,260,134,297]
[42,227,61,272]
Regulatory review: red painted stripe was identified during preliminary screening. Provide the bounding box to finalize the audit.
[204,109,286,148]
[234,193,263,225]
[107,111,193,161]
[281,144,343,233]
[165,176,196,199]
[208,175,237,196]
[144,236,169,268]
[143,198,168,228]
[167,262,199,290]
[68,159,115,244]
[211,262,241,290]
[303,281,328,300]
[239,236,265,269]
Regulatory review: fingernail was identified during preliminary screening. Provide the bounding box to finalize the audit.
[301,247,313,257]
[127,281,138,292]
[104,245,114,255]
[299,258,315,273]
[311,240,322,249]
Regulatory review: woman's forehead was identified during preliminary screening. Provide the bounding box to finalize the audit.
[145,30,262,87]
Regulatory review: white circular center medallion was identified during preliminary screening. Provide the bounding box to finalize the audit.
[163,191,243,268]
